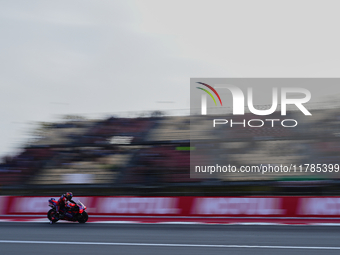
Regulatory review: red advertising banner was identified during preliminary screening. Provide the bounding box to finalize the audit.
[2,196,340,218]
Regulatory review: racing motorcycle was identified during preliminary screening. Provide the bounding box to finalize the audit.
[47,198,88,224]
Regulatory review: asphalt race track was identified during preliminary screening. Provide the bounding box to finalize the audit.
[1,222,340,255]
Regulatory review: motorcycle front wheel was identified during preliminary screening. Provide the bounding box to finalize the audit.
[77,211,88,223]
[47,209,59,223]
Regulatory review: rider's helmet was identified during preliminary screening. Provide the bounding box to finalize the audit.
[65,192,73,200]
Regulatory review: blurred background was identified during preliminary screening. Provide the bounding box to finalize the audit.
[2,105,340,196]
[2,0,340,196]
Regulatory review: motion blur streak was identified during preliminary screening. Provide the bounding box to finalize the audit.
[1,240,340,250]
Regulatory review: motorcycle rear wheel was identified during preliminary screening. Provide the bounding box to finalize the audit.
[78,211,88,223]
[47,209,59,223]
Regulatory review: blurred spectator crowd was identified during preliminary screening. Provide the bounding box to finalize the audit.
[1,107,340,187]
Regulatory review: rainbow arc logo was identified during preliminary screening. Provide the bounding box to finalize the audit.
[196,82,223,106]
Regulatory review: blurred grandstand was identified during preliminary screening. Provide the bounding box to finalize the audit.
[1,106,340,196]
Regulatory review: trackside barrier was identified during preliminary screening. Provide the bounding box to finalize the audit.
[2,196,340,218]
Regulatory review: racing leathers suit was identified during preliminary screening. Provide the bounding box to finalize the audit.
[56,194,71,218]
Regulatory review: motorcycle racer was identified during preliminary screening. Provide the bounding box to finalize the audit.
[56,192,74,219]
[48,196,88,224]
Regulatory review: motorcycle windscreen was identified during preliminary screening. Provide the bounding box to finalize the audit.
[77,201,85,210]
